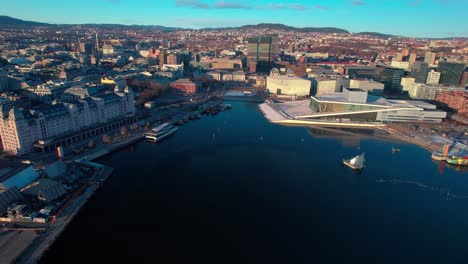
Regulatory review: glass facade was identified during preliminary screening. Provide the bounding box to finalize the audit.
[438,62,465,86]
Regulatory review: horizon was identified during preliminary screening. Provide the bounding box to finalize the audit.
[1,0,467,38]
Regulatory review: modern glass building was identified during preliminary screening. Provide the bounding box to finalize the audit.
[411,62,430,83]
[247,35,279,72]
[376,66,405,95]
[438,62,465,86]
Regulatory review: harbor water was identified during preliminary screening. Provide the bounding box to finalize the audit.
[41,101,468,263]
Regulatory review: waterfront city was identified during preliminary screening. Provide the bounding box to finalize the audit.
[0,0,467,263]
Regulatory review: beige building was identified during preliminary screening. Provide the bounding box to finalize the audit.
[401,77,416,92]
[314,78,344,96]
[267,76,311,96]
[426,70,441,85]
[347,79,384,94]
[0,87,135,155]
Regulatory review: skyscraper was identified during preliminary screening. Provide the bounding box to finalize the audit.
[438,62,465,86]
[409,53,417,64]
[376,66,405,94]
[411,62,430,83]
[424,52,437,65]
[460,69,468,87]
[426,70,441,85]
[247,35,279,73]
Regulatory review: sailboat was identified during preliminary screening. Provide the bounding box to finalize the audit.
[343,153,366,170]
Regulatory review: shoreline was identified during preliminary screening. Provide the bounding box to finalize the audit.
[15,166,114,264]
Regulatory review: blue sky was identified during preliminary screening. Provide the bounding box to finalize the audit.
[3,0,467,37]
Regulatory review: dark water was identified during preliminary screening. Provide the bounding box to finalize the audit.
[42,102,468,264]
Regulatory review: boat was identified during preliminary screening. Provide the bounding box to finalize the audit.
[392,147,400,154]
[144,123,178,142]
[446,155,468,166]
[343,153,366,170]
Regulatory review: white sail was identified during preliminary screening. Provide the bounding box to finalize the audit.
[349,156,358,165]
[354,153,365,168]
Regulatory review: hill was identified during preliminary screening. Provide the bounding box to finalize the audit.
[202,23,349,34]
[0,15,49,26]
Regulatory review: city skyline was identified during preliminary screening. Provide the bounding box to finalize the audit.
[2,0,467,38]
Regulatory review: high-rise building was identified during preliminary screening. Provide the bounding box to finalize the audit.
[345,66,377,79]
[426,70,441,85]
[411,62,430,83]
[401,77,416,92]
[402,49,410,57]
[79,42,93,55]
[391,61,410,70]
[247,35,279,72]
[460,69,468,87]
[0,70,8,92]
[376,66,405,94]
[409,53,417,64]
[438,62,465,86]
[424,52,437,65]
[159,51,166,66]
[166,53,180,65]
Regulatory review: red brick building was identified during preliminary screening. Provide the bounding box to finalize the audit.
[170,79,198,94]
[435,91,468,113]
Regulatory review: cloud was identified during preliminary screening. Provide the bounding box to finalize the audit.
[351,0,366,6]
[265,3,306,10]
[175,0,308,11]
[215,1,252,9]
[175,0,210,9]
[314,4,330,10]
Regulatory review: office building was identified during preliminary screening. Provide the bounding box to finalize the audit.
[166,54,180,65]
[408,84,465,100]
[267,76,311,96]
[424,52,437,65]
[0,87,135,155]
[409,53,417,64]
[401,77,416,92]
[314,78,345,96]
[347,79,385,95]
[170,79,198,94]
[460,70,468,86]
[411,62,430,83]
[426,70,441,85]
[247,35,279,72]
[345,66,376,79]
[79,43,93,55]
[376,66,405,94]
[438,62,465,86]
[391,61,410,70]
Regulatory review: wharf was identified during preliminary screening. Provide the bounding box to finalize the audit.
[15,165,113,263]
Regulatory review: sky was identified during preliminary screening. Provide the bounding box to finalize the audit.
[2,0,467,38]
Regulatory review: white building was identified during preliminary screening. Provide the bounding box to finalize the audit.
[0,86,135,155]
[401,77,416,92]
[347,79,384,95]
[426,70,441,85]
[267,76,312,96]
[408,84,465,100]
[390,61,410,70]
[102,45,114,55]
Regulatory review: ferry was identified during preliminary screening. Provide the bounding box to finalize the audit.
[446,155,468,166]
[144,123,178,142]
[343,153,366,170]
